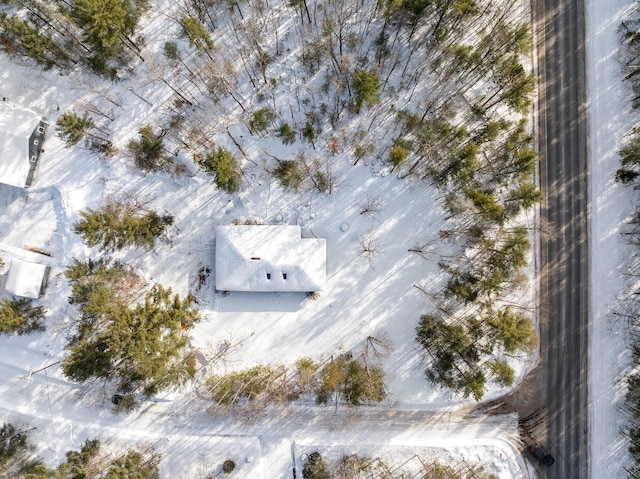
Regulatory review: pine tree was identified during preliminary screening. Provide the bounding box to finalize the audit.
[56,112,95,147]
[73,199,173,252]
[0,15,69,69]
[276,123,297,145]
[196,147,241,193]
[63,264,200,398]
[352,68,381,113]
[179,15,213,51]
[70,0,138,58]
[104,451,159,479]
[0,298,46,336]
[126,125,168,173]
[486,307,537,354]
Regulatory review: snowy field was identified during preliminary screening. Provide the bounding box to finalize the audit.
[3,0,625,476]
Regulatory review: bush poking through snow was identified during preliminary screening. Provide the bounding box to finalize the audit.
[0,298,46,336]
[302,452,329,479]
[222,459,235,474]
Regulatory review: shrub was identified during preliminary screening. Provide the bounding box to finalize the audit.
[126,125,169,173]
[276,123,297,145]
[249,107,275,134]
[273,160,303,192]
[302,452,329,479]
[222,459,236,473]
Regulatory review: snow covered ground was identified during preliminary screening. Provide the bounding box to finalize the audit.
[0,0,603,476]
[587,0,640,478]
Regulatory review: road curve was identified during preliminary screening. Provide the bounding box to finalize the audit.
[534,0,589,477]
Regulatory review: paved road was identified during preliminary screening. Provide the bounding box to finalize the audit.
[534,0,589,477]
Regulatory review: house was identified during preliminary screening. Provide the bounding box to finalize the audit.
[0,103,49,188]
[0,247,51,299]
[215,225,326,292]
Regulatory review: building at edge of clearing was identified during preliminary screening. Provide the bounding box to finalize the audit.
[0,247,52,299]
[215,225,326,293]
[0,101,49,188]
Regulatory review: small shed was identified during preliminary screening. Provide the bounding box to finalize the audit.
[0,104,48,188]
[4,257,50,299]
[215,225,326,292]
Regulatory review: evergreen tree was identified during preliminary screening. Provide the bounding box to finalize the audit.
[388,142,408,170]
[0,423,30,472]
[617,134,640,183]
[126,125,169,173]
[63,269,199,398]
[352,68,381,113]
[0,298,46,335]
[487,358,515,387]
[249,107,275,134]
[276,123,297,145]
[302,452,329,479]
[179,15,213,51]
[196,147,241,193]
[104,451,159,479]
[56,112,95,147]
[73,199,173,252]
[0,15,69,69]
[273,160,303,192]
[485,307,537,354]
[70,0,138,58]
[316,354,386,406]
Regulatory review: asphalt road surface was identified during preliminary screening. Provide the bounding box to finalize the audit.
[535,0,589,477]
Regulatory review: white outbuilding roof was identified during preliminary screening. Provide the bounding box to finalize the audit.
[0,104,47,188]
[4,257,49,299]
[215,225,326,292]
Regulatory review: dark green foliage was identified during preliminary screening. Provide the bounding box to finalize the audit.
[487,359,515,387]
[104,451,159,479]
[316,354,386,406]
[15,438,158,479]
[163,41,180,61]
[273,160,303,191]
[70,0,138,57]
[56,112,95,147]
[64,260,199,398]
[276,123,297,145]
[0,423,30,472]
[249,107,275,134]
[179,15,213,50]
[302,452,329,479]
[0,15,69,69]
[196,147,241,193]
[465,188,504,222]
[486,307,537,354]
[352,68,381,113]
[0,298,46,335]
[222,459,235,474]
[301,122,317,147]
[388,141,408,170]
[73,199,173,252]
[127,125,169,173]
[416,305,532,400]
[617,134,640,183]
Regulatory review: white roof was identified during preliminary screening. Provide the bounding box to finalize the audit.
[215,225,326,292]
[0,105,40,188]
[5,257,49,299]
